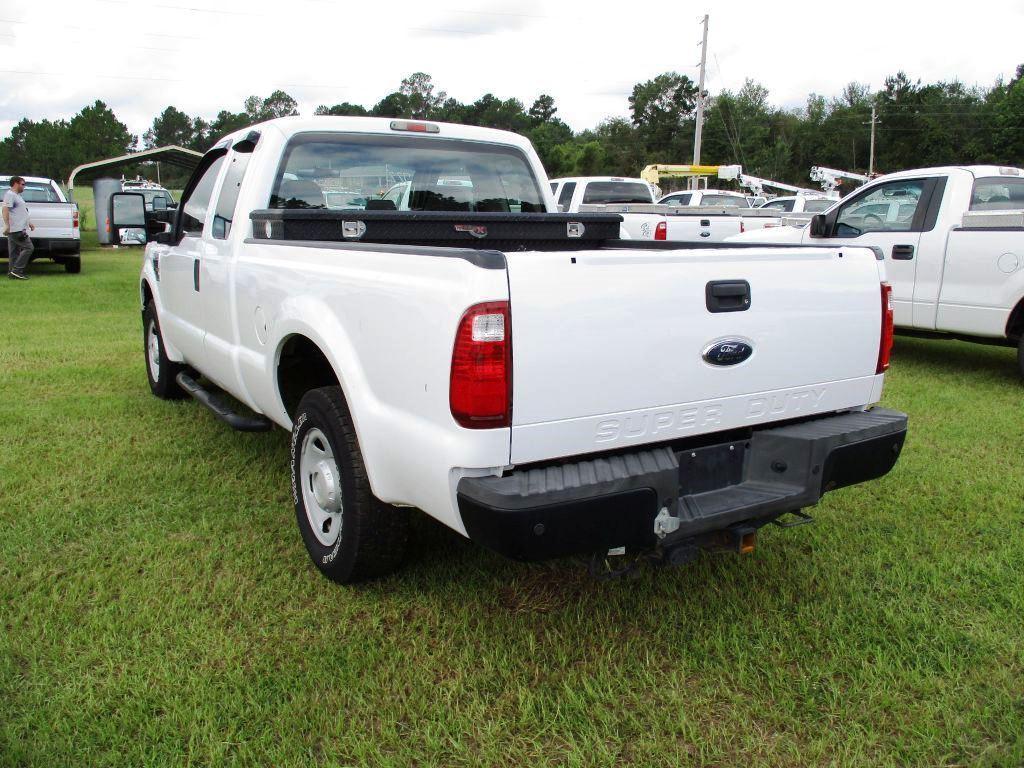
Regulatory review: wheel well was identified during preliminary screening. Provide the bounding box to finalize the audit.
[1007,296,1024,343]
[277,335,340,418]
[141,280,154,309]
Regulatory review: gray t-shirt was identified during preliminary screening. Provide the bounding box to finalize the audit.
[3,189,30,233]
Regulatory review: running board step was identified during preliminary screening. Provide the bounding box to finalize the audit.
[176,372,272,432]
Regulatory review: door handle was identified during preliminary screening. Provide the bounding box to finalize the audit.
[706,280,751,312]
[891,244,915,260]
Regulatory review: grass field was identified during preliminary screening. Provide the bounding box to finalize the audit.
[1,239,1023,767]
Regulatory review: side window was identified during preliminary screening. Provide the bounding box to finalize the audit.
[212,151,252,240]
[803,199,834,213]
[549,182,557,194]
[672,193,692,206]
[762,200,790,211]
[970,177,1024,211]
[557,181,576,209]
[180,155,226,236]
[834,179,926,236]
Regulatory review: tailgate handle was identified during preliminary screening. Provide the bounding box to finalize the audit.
[706,280,751,313]
[891,244,915,260]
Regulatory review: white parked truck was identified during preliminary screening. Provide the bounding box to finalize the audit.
[728,165,1024,376]
[116,116,907,583]
[0,175,81,272]
[552,176,776,242]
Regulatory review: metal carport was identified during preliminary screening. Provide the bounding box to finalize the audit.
[66,145,202,198]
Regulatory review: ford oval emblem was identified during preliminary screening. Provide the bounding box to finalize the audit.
[703,339,753,366]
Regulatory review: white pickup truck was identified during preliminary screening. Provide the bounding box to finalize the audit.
[115,116,907,584]
[550,176,779,243]
[0,175,81,273]
[729,166,1024,376]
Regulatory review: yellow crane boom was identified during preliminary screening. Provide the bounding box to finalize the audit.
[640,164,742,185]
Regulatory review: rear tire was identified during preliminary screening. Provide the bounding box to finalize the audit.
[64,257,81,274]
[143,300,186,399]
[1018,337,1024,380]
[290,386,409,583]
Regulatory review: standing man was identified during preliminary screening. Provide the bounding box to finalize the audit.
[3,176,35,280]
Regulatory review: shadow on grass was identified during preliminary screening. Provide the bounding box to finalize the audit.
[383,507,799,632]
[893,334,1020,385]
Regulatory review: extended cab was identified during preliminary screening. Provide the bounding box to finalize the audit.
[729,166,1024,376]
[121,117,907,583]
[1,175,81,273]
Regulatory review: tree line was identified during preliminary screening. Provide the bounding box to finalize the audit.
[2,67,1022,191]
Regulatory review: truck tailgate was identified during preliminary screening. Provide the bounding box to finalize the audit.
[506,246,884,464]
[28,202,77,239]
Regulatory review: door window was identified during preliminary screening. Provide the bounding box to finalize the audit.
[180,155,226,236]
[835,179,926,236]
[212,151,252,239]
[663,193,692,207]
[557,182,576,209]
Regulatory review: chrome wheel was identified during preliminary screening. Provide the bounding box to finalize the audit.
[300,427,344,547]
[147,319,161,381]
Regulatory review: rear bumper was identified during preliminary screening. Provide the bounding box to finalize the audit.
[0,237,80,256]
[457,408,907,561]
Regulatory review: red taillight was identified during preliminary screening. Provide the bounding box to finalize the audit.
[877,282,894,373]
[73,210,79,228]
[654,221,667,241]
[450,301,512,429]
[740,220,746,234]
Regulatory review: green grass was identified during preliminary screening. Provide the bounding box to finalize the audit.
[1,241,1023,767]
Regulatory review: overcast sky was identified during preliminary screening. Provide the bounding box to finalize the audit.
[2,0,1022,142]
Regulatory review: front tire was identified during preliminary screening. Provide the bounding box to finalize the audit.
[291,386,409,583]
[142,301,186,399]
[1018,337,1024,379]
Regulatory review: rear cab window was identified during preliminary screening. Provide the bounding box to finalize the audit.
[700,194,745,208]
[269,133,546,214]
[581,182,653,204]
[0,181,63,203]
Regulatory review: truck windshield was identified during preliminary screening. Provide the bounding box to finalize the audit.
[0,181,62,203]
[269,133,545,213]
[700,194,746,208]
[581,182,653,204]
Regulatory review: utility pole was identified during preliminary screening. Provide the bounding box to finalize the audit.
[866,105,879,176]
[691,13,709,190]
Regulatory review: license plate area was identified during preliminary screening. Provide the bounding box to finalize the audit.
[677,441,746,496]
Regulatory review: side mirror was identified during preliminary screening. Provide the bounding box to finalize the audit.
[110,192,148,245]
[152,196,168,211]
[808,214,828,238]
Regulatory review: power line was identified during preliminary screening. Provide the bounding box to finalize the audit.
[0,69,351,91]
